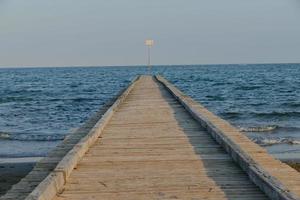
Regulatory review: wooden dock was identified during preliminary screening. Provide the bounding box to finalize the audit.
[2,76,300,200]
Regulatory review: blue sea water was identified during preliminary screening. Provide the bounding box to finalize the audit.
[0,64,299,160]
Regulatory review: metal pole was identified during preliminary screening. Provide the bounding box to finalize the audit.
[148,45,151,74]
[148,45,150,67]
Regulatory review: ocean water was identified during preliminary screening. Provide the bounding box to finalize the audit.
[0,64,299,160]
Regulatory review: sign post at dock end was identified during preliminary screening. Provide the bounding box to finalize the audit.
[145,39,154,74]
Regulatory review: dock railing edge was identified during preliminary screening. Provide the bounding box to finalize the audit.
[25,76,141,200]
[155,75,300,200]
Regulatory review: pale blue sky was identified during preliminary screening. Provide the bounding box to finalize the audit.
[1,0,300,67]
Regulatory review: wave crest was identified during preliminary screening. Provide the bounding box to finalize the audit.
[0,132,10,139]
[252,137,300,146]
[239,125,278,132]
[254,111,300,118]
[0,132,65,141]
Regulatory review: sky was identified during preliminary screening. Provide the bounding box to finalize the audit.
[0,0,300,67]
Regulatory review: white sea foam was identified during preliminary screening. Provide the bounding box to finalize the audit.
[239,125,278,132]
[0,132,10,139]
[253,137,300,146]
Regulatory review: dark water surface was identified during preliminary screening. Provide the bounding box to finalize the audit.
[0,64,299,160]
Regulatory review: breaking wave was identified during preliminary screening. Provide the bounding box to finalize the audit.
[252,137,300,146]
[239,125,278,132]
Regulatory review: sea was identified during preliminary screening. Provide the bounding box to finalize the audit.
[0,64,299,161]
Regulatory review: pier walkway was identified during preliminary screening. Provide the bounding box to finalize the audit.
[2,76,300,200]
[54,76,268,200]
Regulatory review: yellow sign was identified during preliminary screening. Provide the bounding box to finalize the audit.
[145,39,154,46]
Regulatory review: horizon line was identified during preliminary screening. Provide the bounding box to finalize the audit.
[0,62,299,69]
